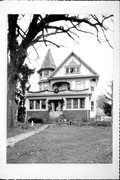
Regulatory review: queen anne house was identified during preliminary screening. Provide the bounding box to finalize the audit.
[26,49,99,123]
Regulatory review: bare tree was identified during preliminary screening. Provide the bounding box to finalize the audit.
[7,14,113,128]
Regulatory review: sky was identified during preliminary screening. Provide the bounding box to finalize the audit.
[26,20,113,97]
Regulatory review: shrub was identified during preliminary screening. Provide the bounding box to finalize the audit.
[81,118,88,123]
[28,117,44,124]
[17,107,26,122]
[16,122,31,130]
[90,120,112,127]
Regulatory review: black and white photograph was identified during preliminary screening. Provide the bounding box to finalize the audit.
[0,1,119,179]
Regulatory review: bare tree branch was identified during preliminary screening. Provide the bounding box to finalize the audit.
[101,27,113,49]
[38,39,64,48]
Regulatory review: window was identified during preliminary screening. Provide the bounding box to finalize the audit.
[44,70,49,77]
[91,101,94,111]
[70,67,75,73]
[73,98,78,109]
[66,98,72,109]
[65,66,80,74]
[29,100,34,109]
[35,100,40,109]
[91,86,94,91]
[76,80,85,90]
[80,98,85,108]
[40,72,42,79]
[77,67,80,73]
[66,68,69,74]
[41,99,46,109]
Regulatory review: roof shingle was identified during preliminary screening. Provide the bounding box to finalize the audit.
[38,49,56,72]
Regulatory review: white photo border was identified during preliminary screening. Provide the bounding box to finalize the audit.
[0,1,119,179]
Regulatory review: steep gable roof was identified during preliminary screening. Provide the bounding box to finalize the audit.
[38,49,56,73]
[49,52,98,78]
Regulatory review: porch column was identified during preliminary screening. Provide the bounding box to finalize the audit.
[51,102,54,111]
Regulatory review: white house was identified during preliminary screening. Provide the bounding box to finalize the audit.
[26,49,99,123]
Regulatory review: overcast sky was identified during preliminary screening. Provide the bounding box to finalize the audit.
[26,20,113,97]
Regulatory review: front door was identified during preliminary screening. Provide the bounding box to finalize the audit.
[49,99,63,119]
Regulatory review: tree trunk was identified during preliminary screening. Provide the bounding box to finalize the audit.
[7,75,17,128]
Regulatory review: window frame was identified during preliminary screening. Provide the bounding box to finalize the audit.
[91,101,94,111]
[79,98,85,109]
[41,99,47,109]
[66,98,72,109]
[35,99,40,109]
[76,80,85,90]
[29,99,34,110]
[73,98,78,109]
[29,99,47,111]
[65,65,81,74]
[65,98,85,110]
[44,70,49,77]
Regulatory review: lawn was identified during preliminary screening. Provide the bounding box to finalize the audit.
[7,123,43,138]
[7,124,112,163]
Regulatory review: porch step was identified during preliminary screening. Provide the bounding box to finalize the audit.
[49,111,63,119]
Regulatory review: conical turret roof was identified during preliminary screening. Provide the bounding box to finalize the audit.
[38,49,56,73]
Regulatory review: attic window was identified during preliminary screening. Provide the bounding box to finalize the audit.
[65,66,80,74]
[66,68,69,74]
[70,67,75,73]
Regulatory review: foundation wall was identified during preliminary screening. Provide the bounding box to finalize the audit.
[26,109,90,123]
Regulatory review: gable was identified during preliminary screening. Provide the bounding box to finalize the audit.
[49,52,98,78]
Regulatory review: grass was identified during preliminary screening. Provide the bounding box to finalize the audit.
[7,122,43,138]
[7,124,112,163]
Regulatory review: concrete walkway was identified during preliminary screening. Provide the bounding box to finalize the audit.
[7,124,49,147]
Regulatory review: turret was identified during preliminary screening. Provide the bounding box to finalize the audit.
[37,49,56,91]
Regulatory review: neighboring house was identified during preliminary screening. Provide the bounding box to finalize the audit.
[26,49,99,122]
[96,107,111,121]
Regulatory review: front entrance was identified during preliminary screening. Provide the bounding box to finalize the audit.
[48,99,64,119]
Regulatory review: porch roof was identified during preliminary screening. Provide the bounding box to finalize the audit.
[26,89,91,98]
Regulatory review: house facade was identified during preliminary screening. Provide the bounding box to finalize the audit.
[26,49,99,123]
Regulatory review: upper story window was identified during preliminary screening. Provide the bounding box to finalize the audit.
[65,66,80,74]
[76,80,85,90]
[40,72,42,79]
[44,70,49,77]
[91,86,94,91]
[65,60,80,74]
